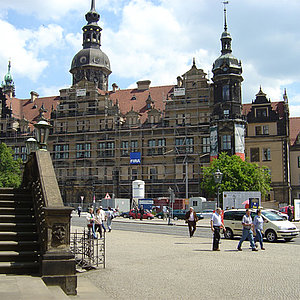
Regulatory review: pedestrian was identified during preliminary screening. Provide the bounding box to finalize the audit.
[163,206,168,220]
[95,208,103,238]
[210,207,226,251]
[135,206,139,219]
[106,207,114,232]
[237,209,258,251]
[99,206,107,233]
[253,209,265,250]
[77,205,82,217]
[287,205,293,221]
[140,205,144,221]
[86,207,97,239]
[184,207,198,237]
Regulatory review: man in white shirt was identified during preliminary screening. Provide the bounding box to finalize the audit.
[184,207,198,237]
[210,207,226,251]
[237,209,258,251]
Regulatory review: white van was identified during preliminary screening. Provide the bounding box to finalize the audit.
[223,209,299,242]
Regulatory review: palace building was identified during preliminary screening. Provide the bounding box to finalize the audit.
[0,1,296,206]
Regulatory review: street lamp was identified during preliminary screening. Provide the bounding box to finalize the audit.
[25,137,38,155]
[34,120,52,150]
[213,169,223,208]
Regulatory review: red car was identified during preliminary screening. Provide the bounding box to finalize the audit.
[129,209,154,220]
[279,206,294,215]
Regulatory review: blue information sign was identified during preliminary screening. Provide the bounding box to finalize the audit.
[130,152,141,164]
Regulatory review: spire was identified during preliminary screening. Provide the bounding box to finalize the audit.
[85,0,100,25]
[283,88,288,102]
[192,57,196,68]
[220,1,232,55]
[1,60,15,97]
[91,0,96,11]
[223,1,228,31]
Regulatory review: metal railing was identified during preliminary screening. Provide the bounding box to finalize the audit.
[70,229,105,269]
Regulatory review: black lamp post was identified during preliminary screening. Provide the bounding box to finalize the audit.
[25,137,38,155]
[34,120,52,150]
[213,169,223,208]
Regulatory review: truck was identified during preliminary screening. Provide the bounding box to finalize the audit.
[222,191,261,209]
[100,198,130,213]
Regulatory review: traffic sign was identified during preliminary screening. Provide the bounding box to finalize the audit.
[105,193,111,199]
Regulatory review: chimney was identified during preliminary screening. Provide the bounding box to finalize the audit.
[136,80,151,91]
[30,91,39,103]
[112,83,118,93]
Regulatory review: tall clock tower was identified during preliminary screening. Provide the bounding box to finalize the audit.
[210,3,246,160]
[70,0,111,91]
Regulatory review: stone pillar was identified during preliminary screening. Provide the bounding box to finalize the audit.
[41,207,77,295]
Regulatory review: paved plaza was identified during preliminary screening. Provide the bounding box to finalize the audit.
[76,225,300,300]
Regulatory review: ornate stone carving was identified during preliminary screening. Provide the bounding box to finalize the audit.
[51,223,67,248]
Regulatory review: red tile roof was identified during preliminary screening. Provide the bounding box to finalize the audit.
[242,101,285,118]
[108,85,174,122]
[290,117,300,146]
[5,95,60,130]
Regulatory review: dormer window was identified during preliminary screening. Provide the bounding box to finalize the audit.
[255,108,267,118]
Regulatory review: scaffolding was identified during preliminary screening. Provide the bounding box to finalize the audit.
[47,67,213,204]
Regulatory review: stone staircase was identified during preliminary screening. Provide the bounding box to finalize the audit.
[0,188,40,275]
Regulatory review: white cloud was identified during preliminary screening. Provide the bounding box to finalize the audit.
[38,85,67,97]
[103,0,214,88]
[0,0,125,21]
[65,32,82,52]
[0,20,49,82]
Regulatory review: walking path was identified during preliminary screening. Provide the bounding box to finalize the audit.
[74,224,300,300]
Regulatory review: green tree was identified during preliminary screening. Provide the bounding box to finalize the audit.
[201,152,271,199]
[0,143,22,188]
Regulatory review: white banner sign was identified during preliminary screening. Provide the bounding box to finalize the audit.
[294,199,300,221]
[76,89,86,97]
[174,87,185,96]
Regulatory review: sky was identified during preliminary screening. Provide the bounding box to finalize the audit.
[0,0,300,116]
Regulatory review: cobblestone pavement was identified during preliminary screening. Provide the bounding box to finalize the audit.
[74,226,300,300]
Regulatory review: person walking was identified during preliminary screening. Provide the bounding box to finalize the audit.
[237,209,258,251]
[140,205,144,221]
[86,207,97,239]
[134,206,139,220]
[106,207,114,232]
[77,205,82,217]
[287,205,293,221]
[184,207,198,238]
[210,207,226,251]
[95,207,107,238]
[99,206,107,233]
[253,209,265,250]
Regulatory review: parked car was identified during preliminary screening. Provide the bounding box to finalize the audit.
[201,209,214,218]
[223,209,299,242]
[102,208,119,218]
[128,209,154,220]
[172,209,204,221]
[279,206,294,219]
[120,211,129,218]
[265,209,288,220]
[155,211,164,219]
